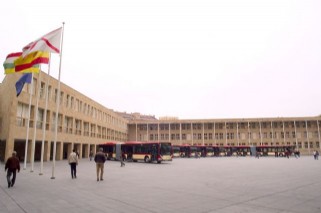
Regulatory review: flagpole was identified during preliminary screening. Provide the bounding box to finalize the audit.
[23,76,34,170]
[40,54,51,175]
[30,70,42,172]
[51,22,65,179]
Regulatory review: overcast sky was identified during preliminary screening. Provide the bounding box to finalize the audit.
[1,0,321,119]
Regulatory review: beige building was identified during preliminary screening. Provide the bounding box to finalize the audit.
[1,71,321,161]
[0,71,128,162]
[127,117,321,155]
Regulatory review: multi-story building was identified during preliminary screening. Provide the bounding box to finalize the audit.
[0,71,128,162]
[127,117,321,155]
[1,71,320,161]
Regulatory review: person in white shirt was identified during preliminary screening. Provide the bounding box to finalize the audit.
[68,149,78,179]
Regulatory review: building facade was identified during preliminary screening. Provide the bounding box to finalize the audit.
[0,72,128,162]
[127,117,321,155]
[1,72,320,162]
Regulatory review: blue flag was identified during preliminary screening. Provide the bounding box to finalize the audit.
[15,73,32,97]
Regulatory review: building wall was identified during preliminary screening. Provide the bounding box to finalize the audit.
[128,118,321,155]
[1,72,321,161]
[0,71,128,161]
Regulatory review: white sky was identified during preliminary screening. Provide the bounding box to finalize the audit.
[1,0,321,119]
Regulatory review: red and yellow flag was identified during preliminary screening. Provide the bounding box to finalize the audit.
[3,51,49,74]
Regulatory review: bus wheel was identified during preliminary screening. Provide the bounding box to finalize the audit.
[144,156,150,163]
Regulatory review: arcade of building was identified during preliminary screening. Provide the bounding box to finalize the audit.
[0,71,320,161]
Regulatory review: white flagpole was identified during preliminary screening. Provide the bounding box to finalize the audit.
[30,70,42,172]
[23,76,34,170]
[39,53,51,175]
[51,22,65,179]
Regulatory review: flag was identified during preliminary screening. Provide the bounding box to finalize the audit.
[23,27,62,56]
[4,51,49,74]
[3,52,22,74]
[15,73,32,97]
[14,51,49,73]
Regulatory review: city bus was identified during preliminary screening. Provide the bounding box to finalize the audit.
[178,144,198,158]
[98,142,123,160]
[122,141,172,163]
[195,145,216,157]
[255,145,295,157]
[172,144,221,158]
[234,146,251,156]
[172,145,181,158]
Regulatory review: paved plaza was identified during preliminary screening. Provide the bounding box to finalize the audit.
[1,156,321,213]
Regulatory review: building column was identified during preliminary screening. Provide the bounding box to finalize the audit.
[135,123,137,141]
[294,121,298,150]
[157,121,160,142]
[147,123,149,142]
[317,120,321,152]
[191,123,193,145]
[202,122,205,146]
[248,121,251,146]
[180,123,182,145]
[44,141,50,162]
[282,121,285,145]
[305,120,310,154]
[213,122,216,146]
[236,123,239,146]
[259,121,262,146]
[224,122,227,146]
[271,121,274,145]
[168,123,171,143]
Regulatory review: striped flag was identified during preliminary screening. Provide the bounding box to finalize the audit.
[3,51,49,74]
[23,27,62,56]
[3,52,23,74]
[14,51,49,72]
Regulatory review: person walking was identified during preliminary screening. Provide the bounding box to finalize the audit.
[5,151,20,188]
[313,150,317,160]
[120,151,125,167]
[68,149,78,179]
[89,150,94,161]
[94,148,106,181]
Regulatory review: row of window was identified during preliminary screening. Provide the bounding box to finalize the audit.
[173,142,320,149]
[137,121,320,131]
[16,102,127,141]
[145,131,320,141]
[24,78,127,129]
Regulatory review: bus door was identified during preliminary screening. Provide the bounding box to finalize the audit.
[250,146,256,156]
[151,144,157,162]
[115,144,122,161]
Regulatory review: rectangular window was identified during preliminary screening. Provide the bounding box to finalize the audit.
[198,133,202,140]
[182,134,186,140]
[176,134,180,140]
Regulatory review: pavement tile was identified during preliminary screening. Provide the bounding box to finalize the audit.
[0,156,320,213]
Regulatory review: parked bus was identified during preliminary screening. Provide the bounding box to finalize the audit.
[172,145,181,158]
[234,146,251,156]
[122,141,172,163]
[256,145,295,157]
[172,145,222,158]
[195,145,216,157]
[99,142,123,160]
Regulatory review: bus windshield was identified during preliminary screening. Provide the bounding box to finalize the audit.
[160,143,171,155]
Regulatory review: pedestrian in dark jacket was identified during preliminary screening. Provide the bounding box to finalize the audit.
[94,148,106,181]
[5,151,20,188]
